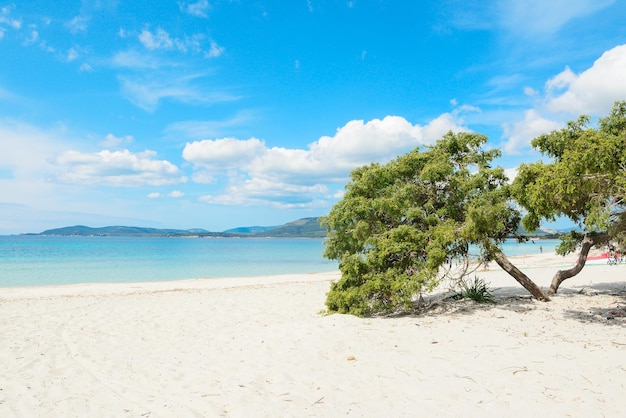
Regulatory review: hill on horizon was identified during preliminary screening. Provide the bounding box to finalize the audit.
[36,217,326,238]
[34,217,572,239]
[252,217,326,238]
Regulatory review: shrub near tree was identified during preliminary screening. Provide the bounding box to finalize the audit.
[321,132,549,317]
[512,101,626,294]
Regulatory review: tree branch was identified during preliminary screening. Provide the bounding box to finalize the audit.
[548,231,608,294]
[490,247,550,301]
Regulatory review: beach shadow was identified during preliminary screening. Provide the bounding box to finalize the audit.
[563,304,626,327]
[407,281,626,326]
[407,286,536,318]
[558,281,626,327]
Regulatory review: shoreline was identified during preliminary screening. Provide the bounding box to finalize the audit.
[0,249,601,296]
[0,270,341,300]
[0,235,562,289]
[0,249,614,299]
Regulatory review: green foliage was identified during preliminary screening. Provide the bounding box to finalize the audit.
[322,131,521,316]
[554,231,583,256]
[512,101,626,253]
[460,276,495,304]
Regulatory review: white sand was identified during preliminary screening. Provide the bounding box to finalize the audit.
[1,255,625,417]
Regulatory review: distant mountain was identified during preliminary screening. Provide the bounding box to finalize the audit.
[37,217,326,238]
[186,228,212,234]
[515,224,580,239]
[223,225,277,234]
[36,218,573,239]
[252,217,326,238]
[38,225,218,237]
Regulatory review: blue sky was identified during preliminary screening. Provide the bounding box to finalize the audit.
[1,0,626,234]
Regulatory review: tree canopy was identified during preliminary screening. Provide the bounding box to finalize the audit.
[321,132,532,316]
[512,101,626,293]
[321,102,626,316]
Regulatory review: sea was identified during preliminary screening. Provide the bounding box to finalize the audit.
[0,235,558,288]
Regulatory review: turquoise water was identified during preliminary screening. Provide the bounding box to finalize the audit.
[0,236,338,288]
[0,236,557,288]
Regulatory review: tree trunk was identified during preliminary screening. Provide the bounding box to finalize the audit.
[548,232,605,294]
[491,248,551,301]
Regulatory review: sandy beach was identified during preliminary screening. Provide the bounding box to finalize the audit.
[1,252,625,417]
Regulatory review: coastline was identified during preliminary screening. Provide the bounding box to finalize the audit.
[0,271,341,300]
[0,235,557,289]
[0,235,338,288]
[0,249,595,297]
[1,252,625,417]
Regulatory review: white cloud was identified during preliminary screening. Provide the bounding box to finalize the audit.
[111,50,161,69]
[79,63,93,72]
[5,19,22,30]
[421,112,470,143]
[0,121,62,179]
[309,114,460,166]
[53,149,187,187]
[244,116,440,186]
[545,44,626,115]
[182,34,203,54]
[0,122,186,233]
[65,16,89,34]
[138,28,219,57]
[199,178,329,208]
[205,39,224,58]
[504,167,519,183]
[0,121,79,217]
[185,114,465,185]
[447,0,613,38]
[100,133,133,148]
[501,109,561,154]
[165,111,257,140]
[23,30,38,45]
[186,113,467,207]
[524,86,538,96]
[139,28,173,50]
[497,0,614,36]
[499,44,626,155]
[168,190,185,198]
[67,47,79,61]
[148,190,185,198]
[191,171,214,184]
[180,0,211,18]
[545,66,576,93]
[0,6,21,30]
[118,74,237,112]
[183,137,266,170]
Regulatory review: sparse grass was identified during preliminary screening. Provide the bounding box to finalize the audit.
[460,276,495,304]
